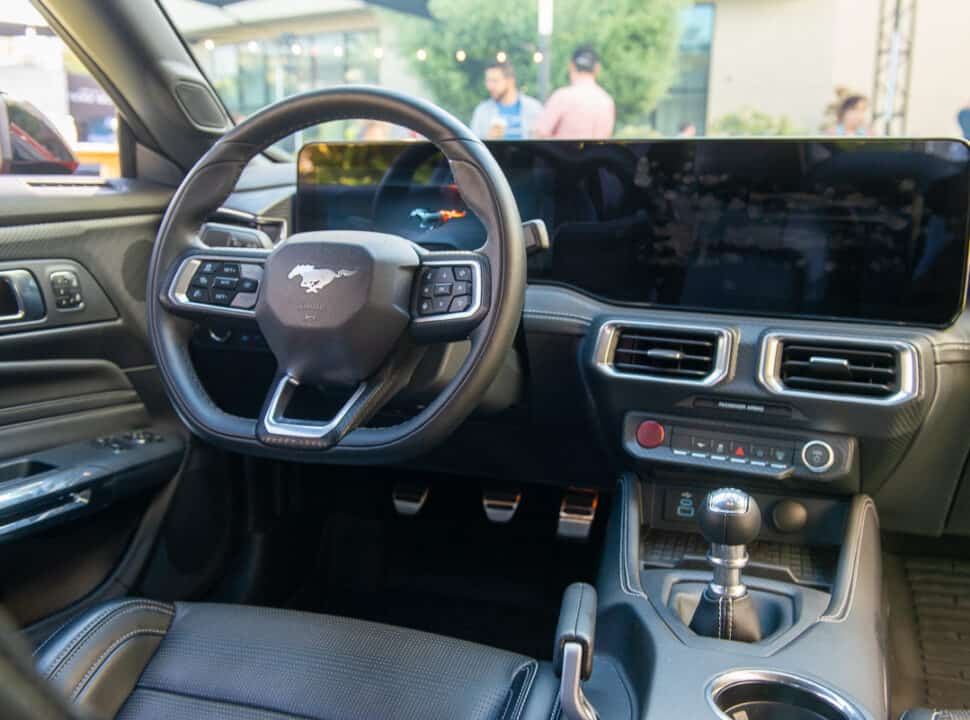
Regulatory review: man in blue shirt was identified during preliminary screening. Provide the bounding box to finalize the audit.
[470,61,543,140]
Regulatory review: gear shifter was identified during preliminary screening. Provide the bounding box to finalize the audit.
[689,488,763,643]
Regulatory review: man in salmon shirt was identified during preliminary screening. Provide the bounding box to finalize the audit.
[534,45,616,140]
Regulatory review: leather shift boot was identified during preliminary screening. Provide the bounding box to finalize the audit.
[689,588,762,643]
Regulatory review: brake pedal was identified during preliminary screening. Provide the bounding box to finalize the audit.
[392,483,429,516]
[482,488,521,524]
[557,488,598,541]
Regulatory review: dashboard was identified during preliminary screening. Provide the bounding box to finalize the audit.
[297,139,970,326]
[206,137,970,538]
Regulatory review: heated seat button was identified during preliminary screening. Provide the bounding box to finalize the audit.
[711,438,730,457]
[635,420,665,449]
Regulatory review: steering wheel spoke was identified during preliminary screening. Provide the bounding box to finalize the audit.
[161,249,270,321]
[409,251,490,343]
[256,341,426,451]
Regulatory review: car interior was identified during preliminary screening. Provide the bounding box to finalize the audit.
[2,2,970,720]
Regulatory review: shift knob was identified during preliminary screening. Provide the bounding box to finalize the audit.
[698,488,761,547]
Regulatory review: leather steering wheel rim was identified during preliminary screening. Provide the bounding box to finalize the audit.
[146,86,525,463]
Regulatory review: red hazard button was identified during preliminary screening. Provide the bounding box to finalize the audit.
[636,420,666,449]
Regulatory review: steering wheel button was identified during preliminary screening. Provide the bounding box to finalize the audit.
[449,295,471,313]
[188,287,208,303]
[213,276,238,290]
[453,266,472,281]
[431,267,454,284]
[191,274,211,288]
[433,283,453,296]
[220,263,241,277]
[239,277,259,293]
[636,420,666,449]
[418,299,433,315]
[432,296,450,313]
[420,284,433,298]
[211,289,234,305]
[200,261,220,274]
[453,281,470,295]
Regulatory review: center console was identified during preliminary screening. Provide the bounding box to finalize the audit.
[577,475,886,720]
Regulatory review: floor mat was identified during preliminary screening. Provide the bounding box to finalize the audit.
[283,472,608,660]
[888,553,970,712]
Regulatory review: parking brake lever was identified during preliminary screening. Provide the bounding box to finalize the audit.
[554,582,599,720]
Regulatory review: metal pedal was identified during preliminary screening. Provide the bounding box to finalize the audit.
[482,488,521,524]
[557,488,599,541]
[392,483,429,516]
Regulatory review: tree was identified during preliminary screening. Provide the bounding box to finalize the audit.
[710,109,803,137]
[392,0,683,127]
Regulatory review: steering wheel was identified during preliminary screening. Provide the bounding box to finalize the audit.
[146,87,526,463]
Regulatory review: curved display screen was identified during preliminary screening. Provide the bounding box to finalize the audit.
[297,139,970,326]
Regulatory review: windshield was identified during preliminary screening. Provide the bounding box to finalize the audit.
[160,0,970,155]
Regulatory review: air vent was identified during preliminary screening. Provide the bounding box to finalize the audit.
[608,325,726,383]
[779,341,898,397]
[760,333,918,404]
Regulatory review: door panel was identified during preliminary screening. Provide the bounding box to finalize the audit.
[0,190,198,638]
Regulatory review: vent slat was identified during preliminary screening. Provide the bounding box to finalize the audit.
[779,340,899,398]
[611,326,720,381]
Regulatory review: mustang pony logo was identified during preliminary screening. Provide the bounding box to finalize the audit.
[287,264,357,294]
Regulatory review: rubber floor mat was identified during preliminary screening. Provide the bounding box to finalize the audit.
[903,557,970,709]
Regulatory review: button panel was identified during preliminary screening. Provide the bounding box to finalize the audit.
[624,414,853,484]
[178,259,263,311]
[671,427,793,471]
[49,270,84,310]
[415,264,477,317]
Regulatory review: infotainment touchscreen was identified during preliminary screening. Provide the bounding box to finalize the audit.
[297,139,970,326]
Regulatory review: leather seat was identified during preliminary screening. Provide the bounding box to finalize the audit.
[34,598,558,720]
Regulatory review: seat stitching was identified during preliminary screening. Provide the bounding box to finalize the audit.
[71,628,167,700]
[509,660,538,720]
[42,600,168,677]
[497,675,517,720]
[36,599,169,661]
[547,692,562,720]
[43,601,173,681]
[47,602,173,681]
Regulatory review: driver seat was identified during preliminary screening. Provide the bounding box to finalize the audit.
[34,598,556,720]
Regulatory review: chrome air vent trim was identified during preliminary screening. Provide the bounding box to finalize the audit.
[758,331,919,406]
[593,320,735,386]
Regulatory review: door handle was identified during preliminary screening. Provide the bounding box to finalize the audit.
[0,489,90,537]
[0,270,44,325]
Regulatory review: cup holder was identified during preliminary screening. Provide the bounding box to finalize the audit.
[707,670,868,720]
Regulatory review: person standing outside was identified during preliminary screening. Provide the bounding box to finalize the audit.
[534,45,615,140]
[828,94,875,136]
[470,61,543,139]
